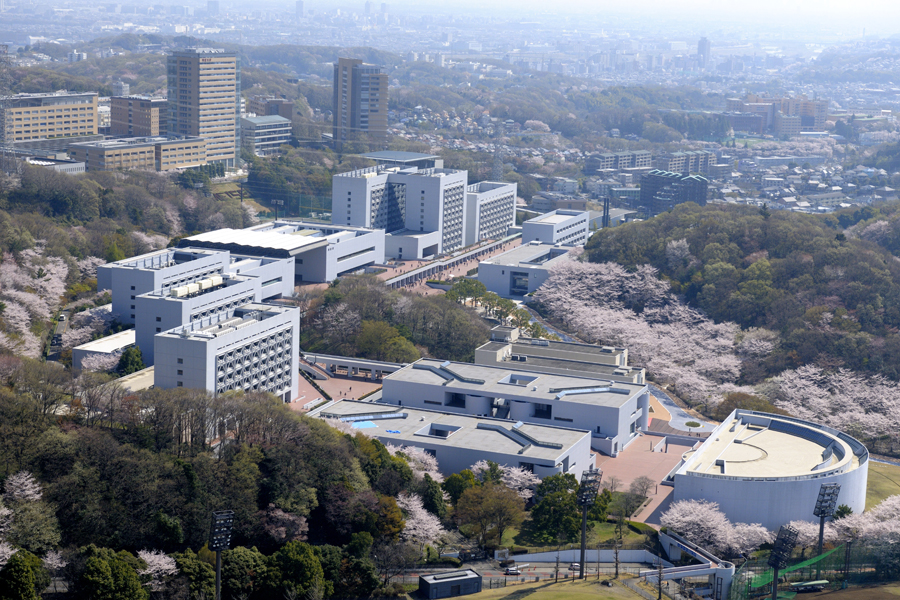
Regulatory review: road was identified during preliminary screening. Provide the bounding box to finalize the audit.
[646,384,716,433]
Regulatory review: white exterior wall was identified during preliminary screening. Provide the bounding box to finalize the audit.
[365,427,592,482]
[332,170,386,228]
[464,182,517,246]
[381,377,650,456]
[673,468,868,531]
[384,230,441,260]
[673,410,870,530]
[522,210,590,246]
[154,308,300,401]
[134,278,260,365]
[98,249,230,325]
[478,261,552,298]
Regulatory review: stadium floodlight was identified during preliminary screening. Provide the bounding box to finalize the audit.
[768,525,799,600]
[578,468,602,580]
[814,483,840,576]
[209,510,234,600]
[813,483,841,519]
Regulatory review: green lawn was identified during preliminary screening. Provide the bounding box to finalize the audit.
[510,518,646,550]
[866,461,900,510]
[471,578,639,600]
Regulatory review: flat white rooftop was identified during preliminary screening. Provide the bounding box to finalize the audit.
[314,400,589,462]
[533,213,572,224]
[680,412,861,479]
[184,228,326,256]
[73,328,135,354]
[387,359,645,408]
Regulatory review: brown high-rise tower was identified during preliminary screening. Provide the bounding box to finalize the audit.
[332,57,388,150]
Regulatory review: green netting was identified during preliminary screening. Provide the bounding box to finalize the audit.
[750,546,843,588]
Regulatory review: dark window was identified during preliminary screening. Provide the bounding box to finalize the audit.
[156,328,161,333]
[177,358,183,364]
[156,317,161,322]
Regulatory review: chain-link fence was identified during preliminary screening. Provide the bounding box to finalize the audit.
[728,543,891,600]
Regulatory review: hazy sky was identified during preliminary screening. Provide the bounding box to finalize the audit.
[321,0,900,35]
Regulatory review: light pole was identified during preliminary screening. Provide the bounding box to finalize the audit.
[768,525,798,600]
[209,510,234,600]
[813,483,840,579]
[577,468,603,580]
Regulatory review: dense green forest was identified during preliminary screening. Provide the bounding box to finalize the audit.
[584,201,900,382]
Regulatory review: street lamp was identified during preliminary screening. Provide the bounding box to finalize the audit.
[768,525,799,600]
[209,510,234,600]
[577,468,603,580]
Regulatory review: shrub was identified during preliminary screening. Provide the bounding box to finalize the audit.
[685,421,701,428]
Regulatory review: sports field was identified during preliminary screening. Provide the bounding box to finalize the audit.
[866,461,900,510]
[804,583,900,598]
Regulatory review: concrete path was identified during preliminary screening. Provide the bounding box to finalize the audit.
[647,384,716,433]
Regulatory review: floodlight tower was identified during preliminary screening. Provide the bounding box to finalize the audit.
[768,525,799,600]
[813,483,840,555]
[813,483,840,578]
[577,468,603,580]
[209,510,235,600]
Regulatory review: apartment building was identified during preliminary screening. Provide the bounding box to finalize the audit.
[656,150,712,174]
[67,136,206,171]
[240,115,292,156]
[154,302,300,402]
[774,111,802,137]
[584,150,652,174]
[464,182,517,246]
[727,94,828,133]
[1,91,98,145]
[332,165,468,255]
[522,209,589,246]
[167,48,240,167]
[110,95,167,137]
[332,57,388,149]
[639,169,708,216]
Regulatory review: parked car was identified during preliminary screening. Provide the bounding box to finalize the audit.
[504,567,521,576]
[568,563,580,571]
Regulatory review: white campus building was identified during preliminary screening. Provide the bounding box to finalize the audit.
[522,209,590,246]
[475,326,645,384]
[154,302,300,402]
[668,409,869,530]
[311,400,593,480]
[332,163,516,258]
[180,221,386,283]
[478,242,577,298]
[379,358,650,456]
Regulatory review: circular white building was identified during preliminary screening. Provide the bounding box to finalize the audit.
[670,410,869,530]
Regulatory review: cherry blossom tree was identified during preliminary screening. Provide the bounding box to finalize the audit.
[3,471,42,502]
[0,541,16,568]
[397,492,446,550]
[398,446,443,482]
[501,467,542,501]
[75,256,107,280]
[79,352,122,372]
[42,550,66,573]
[661,499,771,557]
[137,549,179,590]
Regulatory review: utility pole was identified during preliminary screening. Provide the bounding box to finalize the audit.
[209,510,234,600]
